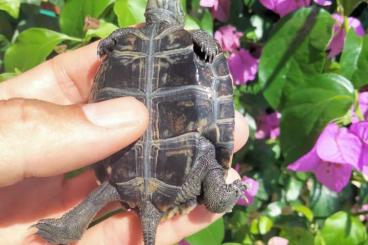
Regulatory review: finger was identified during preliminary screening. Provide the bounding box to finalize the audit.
[0,42,100,105]
[74,169,241,245]
[234,111,249,152]
[0,97,148,187]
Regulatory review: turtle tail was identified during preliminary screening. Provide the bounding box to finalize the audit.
[139,199,162,245]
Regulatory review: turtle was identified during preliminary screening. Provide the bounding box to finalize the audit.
[34,0,245,244]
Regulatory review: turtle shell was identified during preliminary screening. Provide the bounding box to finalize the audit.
[91,22,234,212]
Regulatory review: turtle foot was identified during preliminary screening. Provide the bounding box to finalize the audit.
[192,30,220,63]
[34,217,83,244]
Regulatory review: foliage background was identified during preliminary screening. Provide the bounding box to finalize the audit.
[0,0,368,244]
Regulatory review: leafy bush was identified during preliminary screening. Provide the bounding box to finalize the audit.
[1,0,368,244]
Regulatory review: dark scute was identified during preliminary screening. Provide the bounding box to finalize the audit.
[196,62,214,88]
[102,56,145,92]
[212,53,230,77]
[158,29,192,52]
[218,100,234,119]
[153,145,195,186]
[217,122,234,143]
[115,32,145,52]
[154,52,197,90]
[109,144,144,183]
[154,93,213,139]
[216,76,233,97]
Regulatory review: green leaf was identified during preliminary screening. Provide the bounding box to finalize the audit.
[186,218,225,245]
[200,9,213,34]
[280,227,314,245]
[60,0,114,37]
[259,8,334,109]
[0,0,20,18]
[258,216,273,235]
[340,30,368,89]
[339,0,367,15]
[280,74,354,162]
[84,20,118,42]
[310,182,352,218]
[321,211,367,245]
[4,28,79,72]
[291,203,314,222]
[285,177,303,201]
[114,0,146,28]
[0,72,16,81]
[185,15,200,30]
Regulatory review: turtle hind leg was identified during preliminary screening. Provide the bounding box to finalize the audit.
[97,27,137,57]
[34,181,120,244]
[198,140,245,213]
[203,167,245,213]
[139,199,163,245]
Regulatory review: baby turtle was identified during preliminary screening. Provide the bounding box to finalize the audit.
[34,0,245,244]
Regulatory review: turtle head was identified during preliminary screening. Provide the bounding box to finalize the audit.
[145,0,185,25]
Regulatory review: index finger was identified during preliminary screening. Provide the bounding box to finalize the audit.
[0,42,100,105]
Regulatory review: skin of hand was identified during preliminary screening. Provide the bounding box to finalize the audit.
[0,42,249,245]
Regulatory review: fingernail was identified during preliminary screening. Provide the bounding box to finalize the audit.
[82,97,145,128]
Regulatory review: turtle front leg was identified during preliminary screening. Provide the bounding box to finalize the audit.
[98,27,137,57]
[191,30,220,63]
[34,181,120,244]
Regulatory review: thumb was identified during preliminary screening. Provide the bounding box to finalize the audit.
[0,97,148,187]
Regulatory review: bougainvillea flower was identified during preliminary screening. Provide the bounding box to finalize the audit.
[259,0,310,17]
[199,0,230,22]
[228,49,259,85]
[350,122,368,175]
[237,176,259,206]
[314,0,332,6]
[214,25,243,52]
[259,0,333,17]
[268,236,289,245]
[288,123,362,192]
[359,92,368,120]
[255,112,281,140]
[328,14,365,57]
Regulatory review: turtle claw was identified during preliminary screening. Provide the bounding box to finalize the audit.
[192,30,220,63]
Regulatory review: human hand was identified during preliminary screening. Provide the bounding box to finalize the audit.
[0,42,249,245]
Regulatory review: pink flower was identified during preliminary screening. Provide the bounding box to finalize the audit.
[237,176,259,206]
[256,112,281,140]
[259,0,332,17]
[268,237,289,245]
[214,25,243,52]
[199,0,230,22]
[350,122,368,175]
[288,123,362,192]
[352,92,368,123]
[228,49,259,85]
[314,0,332,6]
[328,14,365,57]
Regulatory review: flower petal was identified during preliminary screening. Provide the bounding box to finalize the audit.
[316,124,361,168]
[288,146,320,172]
[314,162,352,192]
[237,176,259,206]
